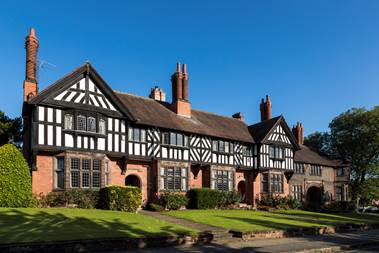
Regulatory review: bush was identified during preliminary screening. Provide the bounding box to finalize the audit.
[36,189,99,208]
[187,188,242,209]
[99,185,141,212]
[321,201,355,213]
[257,194,301,210]
[159,192,188,210]
[147,203,165,212]
[0,144,33,207]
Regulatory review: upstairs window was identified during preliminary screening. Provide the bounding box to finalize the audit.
[243,146,253,156]
[294,163,305,174]
[310,165,321,176]
[128,127,146,142]
[99,119,106,135]
[77,115,86,131]
[87,117,96,132]
[269,146,284,160]
[64,114,73,130]
[162,132,188,147]
[337,168,344,177]
[212,140,233,153]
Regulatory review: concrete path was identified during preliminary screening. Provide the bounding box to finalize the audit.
[139,210,226,232]
[108,229,379,253]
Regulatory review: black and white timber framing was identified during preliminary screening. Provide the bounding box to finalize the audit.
[28,63,300,171]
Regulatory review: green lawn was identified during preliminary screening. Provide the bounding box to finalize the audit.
[168,209,379,232]
[0,208,196,244]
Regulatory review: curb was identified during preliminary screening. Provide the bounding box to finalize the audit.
[230,223,379,240]
[0,233,213,253]
[283,240,378,253]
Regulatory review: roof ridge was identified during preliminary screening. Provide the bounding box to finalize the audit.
[192,108,246,123]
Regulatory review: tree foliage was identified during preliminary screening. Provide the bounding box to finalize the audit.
[306,107,379,203]
[0,110,22,148]
[0,144,33,207]
[329,107,379,201]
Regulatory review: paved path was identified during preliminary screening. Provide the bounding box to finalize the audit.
[139,210,225,232]
[106,229,379,253]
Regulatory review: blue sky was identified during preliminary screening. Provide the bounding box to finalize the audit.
[0,0,378,135]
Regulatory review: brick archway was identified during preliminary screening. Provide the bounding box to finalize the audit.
[125,174,141,188]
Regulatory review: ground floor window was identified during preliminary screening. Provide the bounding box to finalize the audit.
[261,172,284,194]
[212,170,233,191]
[336,186,344,201]
[55,157,65,189]
[69,157,102,189]
[160,167,187,191]
[292,185,303,201]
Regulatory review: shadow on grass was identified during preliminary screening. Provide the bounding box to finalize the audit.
[0,208,192,244]
[274,211,378,224]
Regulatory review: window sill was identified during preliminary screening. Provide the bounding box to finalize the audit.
[63,129,107,137]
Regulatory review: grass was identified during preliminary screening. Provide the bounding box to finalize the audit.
[168,209,379,232]
[0,208,197,244]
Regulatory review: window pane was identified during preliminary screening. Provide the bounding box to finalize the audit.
[177,134,183,146]
[162,133,169,144]
[140,129,146,142]
[170,133,176,145]
[133,128,140,141]
[56,157,65,189]
[93,160,101,171]
[82,159,91,170]
[219,141,225,152]
[77,115,86,131]
[225,142,229,153]
[128,127,133,141]
[269,146,275,158]
[92,172,100,188]
[212,140,218,151]
[99,119,106,134]
[87,117,96,132]
[82,171,90,187]
[65,114,73,130]
[71,158,80,188]
[183,136,188,146]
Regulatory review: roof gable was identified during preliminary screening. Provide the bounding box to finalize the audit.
[249,116,300,149]
[29,63,135,120]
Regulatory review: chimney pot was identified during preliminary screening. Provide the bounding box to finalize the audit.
[232,112,244,122]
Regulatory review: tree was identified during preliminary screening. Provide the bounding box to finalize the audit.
[304,131,332,157]
[0,110,22,147]
[0,144,33,207]
[329,107,379,202]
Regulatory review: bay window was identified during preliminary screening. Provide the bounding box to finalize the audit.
[160,167,188,191]
[261,172,284,194]
[212,170,233,191]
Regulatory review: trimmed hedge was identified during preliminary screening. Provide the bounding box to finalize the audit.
[0,144,33,207]
[159,192,188,210]
[187,188,242,209]
[36,189,99,209]
[99,185,141,212]
[257,194,301,210]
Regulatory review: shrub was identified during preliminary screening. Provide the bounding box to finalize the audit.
[159,192,188,210]
[187,188,242,209]
[0,144,33,207]
[321,201,355,213]
[99,185,141,212]
[35,189,99,208]
[147,203,165,212]
[258,194,301,210]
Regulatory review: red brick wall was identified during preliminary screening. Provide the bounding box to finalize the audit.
[109,160,149,205]
[32,155,54,195]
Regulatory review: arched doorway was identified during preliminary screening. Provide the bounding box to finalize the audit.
[125,175,141,188]
[237,181,246,203]
[306,186,322,207]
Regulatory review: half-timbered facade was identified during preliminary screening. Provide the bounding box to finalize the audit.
[22,28,349,206]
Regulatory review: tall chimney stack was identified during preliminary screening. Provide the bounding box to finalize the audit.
[259,95,272,121]
[24,27,39,102]
[171,63,191,117]
[292,122,304,145]
[149,86,166,102]
[182,64,189,101]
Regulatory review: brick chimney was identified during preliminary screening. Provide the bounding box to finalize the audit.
[149,86,166,102]
[259,95,272,121]
[292,122,304,145]
[171,63,191,117]
[232,112,244,122]
[24,27,39,102]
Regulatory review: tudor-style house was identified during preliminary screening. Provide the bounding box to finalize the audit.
[22,28,349,206]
